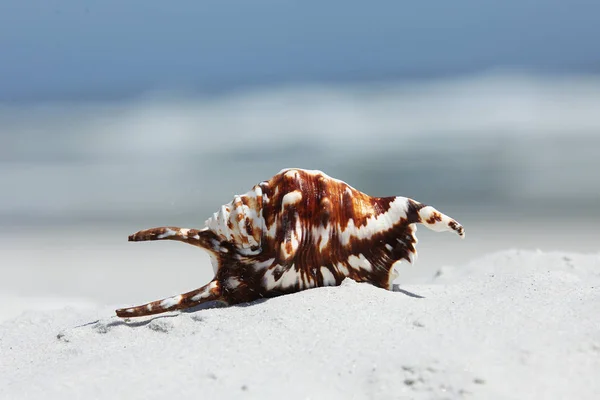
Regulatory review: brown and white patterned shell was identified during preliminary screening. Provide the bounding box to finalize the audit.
[117,168,464,317]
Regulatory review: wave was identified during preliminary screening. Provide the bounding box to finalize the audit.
[1,71,599,224]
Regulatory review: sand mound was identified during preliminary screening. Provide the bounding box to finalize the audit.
[1,250,599,399]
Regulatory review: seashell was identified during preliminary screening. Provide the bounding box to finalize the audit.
[116,168,464,318]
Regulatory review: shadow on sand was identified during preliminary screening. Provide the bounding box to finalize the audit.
[391,284,425,298]
[76,285,424,331]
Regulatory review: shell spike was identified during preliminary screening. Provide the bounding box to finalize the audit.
[115,280,222,318]
[128,226,210,247]
[413,204,465,238]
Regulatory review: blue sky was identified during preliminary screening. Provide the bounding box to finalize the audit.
[1,0,598,100]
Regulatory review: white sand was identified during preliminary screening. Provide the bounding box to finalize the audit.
[1,249,599,400]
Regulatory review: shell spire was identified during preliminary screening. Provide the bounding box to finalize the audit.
[116,168,464,318]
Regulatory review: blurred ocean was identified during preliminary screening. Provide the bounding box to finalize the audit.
[1,71,599,305]
[2,71,600,226]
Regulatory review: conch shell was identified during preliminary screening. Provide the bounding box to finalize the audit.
[116,168,464,318]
